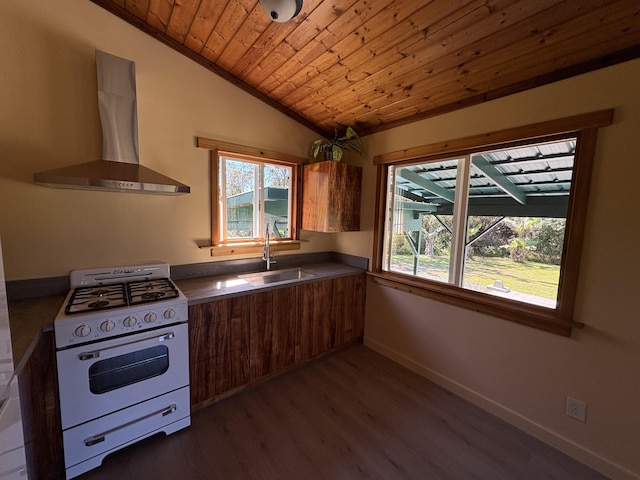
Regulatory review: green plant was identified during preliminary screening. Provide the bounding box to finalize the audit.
[504,217,538,263]
[310,127,363,162]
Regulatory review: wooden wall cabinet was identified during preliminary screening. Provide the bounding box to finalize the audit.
[189,273,366,410]
[302,161,362,232]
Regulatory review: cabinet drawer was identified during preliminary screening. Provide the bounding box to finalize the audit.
[63,387,190,478]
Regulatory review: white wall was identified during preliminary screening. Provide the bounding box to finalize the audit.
[0,0,333,280]
[347,60,640,480]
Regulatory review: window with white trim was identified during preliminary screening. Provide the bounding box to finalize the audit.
[219,155,293,241]
[382,137,575,309]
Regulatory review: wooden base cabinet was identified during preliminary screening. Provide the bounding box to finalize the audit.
[333,274,366,348]
[297,274,366,363]
[18,330,64,480]
[189,297,250,411]
[189,273,366,410]
[249,287,298,380]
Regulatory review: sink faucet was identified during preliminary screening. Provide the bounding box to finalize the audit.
[262,225,276,271]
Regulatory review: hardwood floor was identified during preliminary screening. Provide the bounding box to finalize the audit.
[78,345,609,480]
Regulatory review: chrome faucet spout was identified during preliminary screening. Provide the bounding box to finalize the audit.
[262,225,276,271]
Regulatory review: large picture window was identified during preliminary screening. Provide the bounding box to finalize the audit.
[383,138,575,309]
[372,111,613,335]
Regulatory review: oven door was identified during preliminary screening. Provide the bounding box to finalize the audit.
[56,322,189,430]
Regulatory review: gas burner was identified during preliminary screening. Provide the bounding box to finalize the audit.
[65,283,127,315]
[127,278,179,306]
[88,300,110,309]
[141,292,165,301]
[89,288,111,296]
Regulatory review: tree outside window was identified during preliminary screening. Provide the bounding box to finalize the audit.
[220,156,293,242]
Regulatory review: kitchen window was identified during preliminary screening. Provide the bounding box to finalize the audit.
[220,156,293,241]
[196,137,304,256]
[370,110,613,335]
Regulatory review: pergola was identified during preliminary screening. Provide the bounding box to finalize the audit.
[392,138,576,271]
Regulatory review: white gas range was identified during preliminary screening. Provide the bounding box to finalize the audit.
[53,263,191,479]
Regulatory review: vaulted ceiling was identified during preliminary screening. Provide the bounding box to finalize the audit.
[90,0,640,137]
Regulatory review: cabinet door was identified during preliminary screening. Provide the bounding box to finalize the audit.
[297,274,366,362]
[250,286,298,379]
[189,297,250,409]
[333,273,366,347]
[18,330,64,479]
[297,280,335,363]
[302,162,362,232]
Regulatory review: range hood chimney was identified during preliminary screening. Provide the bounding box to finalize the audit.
[34,50,190,195]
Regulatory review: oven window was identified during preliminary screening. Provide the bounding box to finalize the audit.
[89,345,169,394]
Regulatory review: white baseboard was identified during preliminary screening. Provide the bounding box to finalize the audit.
[364,337,639,480]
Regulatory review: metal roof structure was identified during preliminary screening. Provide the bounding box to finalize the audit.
[394,138,577,218]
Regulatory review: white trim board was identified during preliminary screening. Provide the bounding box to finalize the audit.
[363,337,639,480]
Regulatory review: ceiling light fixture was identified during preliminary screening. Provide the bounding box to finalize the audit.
[259,0,303,22]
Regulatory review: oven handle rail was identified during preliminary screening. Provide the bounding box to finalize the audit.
[83,403,178,447]
[77,331,176,361]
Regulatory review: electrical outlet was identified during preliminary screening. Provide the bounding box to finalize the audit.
[566,396,587,422]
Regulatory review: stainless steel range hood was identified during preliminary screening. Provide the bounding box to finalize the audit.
[34,51,190,195]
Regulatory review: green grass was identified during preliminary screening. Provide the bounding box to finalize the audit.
[390,255,560,301]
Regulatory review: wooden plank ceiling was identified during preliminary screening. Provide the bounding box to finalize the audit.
[90,0,640,137]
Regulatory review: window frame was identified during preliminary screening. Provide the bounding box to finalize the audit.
[197,137,305,257]
[370,110,614,336]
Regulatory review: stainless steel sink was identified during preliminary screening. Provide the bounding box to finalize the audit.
[239,267,315,285]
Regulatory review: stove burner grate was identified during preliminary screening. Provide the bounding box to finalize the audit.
[127,278,179,306]
[88,300,111,309]
[65,283,128,315]
[141,292,166,301]
[64,278,180,314]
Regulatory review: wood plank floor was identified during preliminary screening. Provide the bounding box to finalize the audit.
[78,345,609,480]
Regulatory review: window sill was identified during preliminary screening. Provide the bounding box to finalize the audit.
[200,240,302,257]
[367,271,582,337]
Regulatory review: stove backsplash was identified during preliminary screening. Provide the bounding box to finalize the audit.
[5,252,369,302]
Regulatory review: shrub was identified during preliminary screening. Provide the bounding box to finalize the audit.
[392,233,412,255]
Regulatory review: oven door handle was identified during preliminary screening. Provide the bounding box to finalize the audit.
[84,403,178,447]
[77,331,176,361]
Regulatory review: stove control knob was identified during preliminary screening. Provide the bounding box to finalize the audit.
[74,324,91,338]
[100,320,115,333]
[163,308,176,320]
[144,312,157,324]
[123,316,138,328]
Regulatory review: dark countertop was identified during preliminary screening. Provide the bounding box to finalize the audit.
[7,262,365,365]
[8,295,64,365]
[175,262,364,305]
